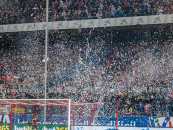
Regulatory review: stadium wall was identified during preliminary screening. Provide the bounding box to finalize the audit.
[0,115,173,127]
[0,14,173,33]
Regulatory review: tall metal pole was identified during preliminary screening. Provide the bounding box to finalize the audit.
[10,104,13,130]
[44,0,49,124]
[68,99,71,130]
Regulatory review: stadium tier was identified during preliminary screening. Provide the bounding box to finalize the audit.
[0,27,172,129]
[0,0,173,130]
[0,0,173,25]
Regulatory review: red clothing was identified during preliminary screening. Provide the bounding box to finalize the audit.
[55,2,59,10]
[124,1,128,7]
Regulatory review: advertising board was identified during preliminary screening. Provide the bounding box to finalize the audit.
[0,115,172,127]
[74,126,173,130]
[0,124,10,130]
[13,124,68,130]
[0,124,68,130]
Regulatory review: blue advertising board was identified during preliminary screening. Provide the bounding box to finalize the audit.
[0,115,172,127]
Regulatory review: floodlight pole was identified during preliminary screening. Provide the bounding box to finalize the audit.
[44,0,49,124]
[10,104,13,130]
[68,99,71,130]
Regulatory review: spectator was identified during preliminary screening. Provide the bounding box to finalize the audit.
[96,10,103,19]
[20,119,26,124]
[169,6,173,14]
[158,7,163,15]
[138,8,144,16]
[111,6,116,17]
[117,5,123,17]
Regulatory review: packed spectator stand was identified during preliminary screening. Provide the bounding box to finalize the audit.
[0,0,173,25]
[0,0,173,119]
[0,27,173,117]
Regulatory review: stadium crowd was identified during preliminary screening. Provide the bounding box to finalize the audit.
[0,28,173,117]
[0,0,173,24]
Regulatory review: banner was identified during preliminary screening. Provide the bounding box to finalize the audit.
[0,75,19,81]
[74,126,173,130]
[0,124,68,130]
[0,14,173,32]
[0,115,173,127]
[13,124,68,130]
[0,105,10,114]
[0,124,10,130]
[0,124,173,130]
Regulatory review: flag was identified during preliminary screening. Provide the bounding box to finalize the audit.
[153,117,173,127]
[144,104,151,112]
[0,75,19,81]
[12,105,25,114]
[168,91,173,99]
[119,91,126,96]
[123,107,132,115]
